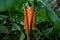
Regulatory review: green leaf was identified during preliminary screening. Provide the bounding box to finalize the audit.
[0,25,8,33]
[0,14,8,20]
[44,28,53,36]
[45,7,60,32]
[37,0,60,33]
[11,23,21,31]
[19,32,25,40]
[6,0,19,10]
[0,0,6,11]
[36,10,47,22]
[56,11,60,17]
[19,0,28,8]
[0,0,19,11]
[3,36,11,40]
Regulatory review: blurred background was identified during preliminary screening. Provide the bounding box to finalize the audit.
[0,0,60,40]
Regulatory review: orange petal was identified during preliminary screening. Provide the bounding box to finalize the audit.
[24,7,35,33]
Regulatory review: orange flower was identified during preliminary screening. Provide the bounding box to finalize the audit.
[24,7,35,33]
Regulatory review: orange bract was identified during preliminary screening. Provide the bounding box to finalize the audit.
[24,7,35,33]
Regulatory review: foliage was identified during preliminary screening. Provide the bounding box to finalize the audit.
[0,0,60,40]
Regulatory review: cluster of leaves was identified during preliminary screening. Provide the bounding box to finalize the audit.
[0,0,60,40]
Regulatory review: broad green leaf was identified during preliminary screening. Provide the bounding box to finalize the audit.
[37,0,60,33]
[45,7,60,32]
[0,14,8,20]
[0,25,8,33]
[11,23,21,31]
[0,0,6,11]
[19,32,25,40]
[11,23,25,40]
[0,0,19,11]
[6,0,19,10]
